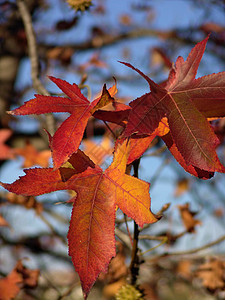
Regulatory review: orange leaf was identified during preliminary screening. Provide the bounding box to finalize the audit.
[82,135,113,165]
[0,214,9,227]
[1,141,157,298]
[0,129,14,160]
[0,269,22,300]
[14,141,51,168]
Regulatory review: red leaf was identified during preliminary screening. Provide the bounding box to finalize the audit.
[0,129,14,160]
[121,37,225,173]
[162,131,214,179]
[1,141,157,299]
[8,78,115,169]
[93,101,131,127]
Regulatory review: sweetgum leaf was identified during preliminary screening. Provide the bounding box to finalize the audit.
[121,37,225,173]
[8,78,116,169]
[162,131,214,179]
[1,141,157,299]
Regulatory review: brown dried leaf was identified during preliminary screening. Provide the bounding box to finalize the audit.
[214,208,224,218]
[174,178,190,197]
[176,260,192,280]
[15,261,39,288]
[196,259,225,291]
[6,193,43,214]
[119,14,132,26]
[178,203,201,233]
[79,52,108,71]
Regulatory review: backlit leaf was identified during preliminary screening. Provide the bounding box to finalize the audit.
[121,37,225,173]
[1,141,157,299]
[8,78,115,169]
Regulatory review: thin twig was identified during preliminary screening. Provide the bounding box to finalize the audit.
[17,0,48,95]
[163,234,225,257]
[57,282,80,300]
[139,235,167,241]
[124,214,133,246]
[129,220,140,286]
[103,121,117,139]
[115,227,132,250]
[141,237,168,255]
[39,214,67,245]
[17,0,55,135]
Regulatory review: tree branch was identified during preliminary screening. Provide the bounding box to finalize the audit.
[17,0,55,135]
[164,234,225,256]
[129,159,141,287]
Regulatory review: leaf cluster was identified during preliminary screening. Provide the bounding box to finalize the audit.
[1,36,225,299]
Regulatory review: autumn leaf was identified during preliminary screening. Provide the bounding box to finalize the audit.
[0,129,14,160]
[1,141,157,299]
[15,260,39,289]
[162,131,214,179]
[6,192,43,214]
[67,0,92,11]
[116,117,169,165]
[0,260,39,300]
[82,135,113,165]
[13,141,51,168]
[0,214,9,227]
[176,260,192,280]
[93,101,131,127]
[79,52,108,71]
[8,78,116,169]
[196,259,225,291]
[121,36,225,173]
[0,268,22,300]
[174,178,190,197]
[178,203,201,233]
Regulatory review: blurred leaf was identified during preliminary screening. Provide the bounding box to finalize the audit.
[196,258,225,291]
[0,268,22,300]
[14,141,51,168]
[67,0,92,11]
[174,178,190,197]
[0,129,14,160]
[0,214,9,227]
[178,203,201,233]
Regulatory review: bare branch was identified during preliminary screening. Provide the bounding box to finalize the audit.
[17,0,55,135]
[164,234,225,256]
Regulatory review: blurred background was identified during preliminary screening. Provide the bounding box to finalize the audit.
[0,0,225,299]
